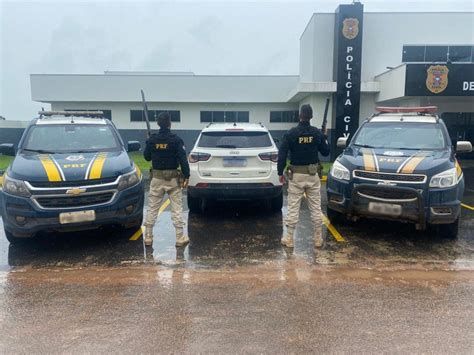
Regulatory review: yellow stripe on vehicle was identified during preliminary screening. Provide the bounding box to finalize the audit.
[362,150,376,171]
[39,155,62,182]
[455,159,462,178]
[400,155,426,174]
[88,152,107,179]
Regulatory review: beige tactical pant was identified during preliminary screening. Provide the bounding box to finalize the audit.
[145,177,185,229]
[286,173,322,230]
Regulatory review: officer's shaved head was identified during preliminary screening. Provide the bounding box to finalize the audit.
[300,104,313,121]
[157,112,171,129]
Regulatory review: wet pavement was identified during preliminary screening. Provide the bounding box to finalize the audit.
[0,163,473,352]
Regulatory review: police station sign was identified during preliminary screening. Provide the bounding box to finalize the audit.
[405,63,474,96]
[332,2,364,155]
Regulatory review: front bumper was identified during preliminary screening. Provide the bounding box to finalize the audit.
[327,179,462,228]
[188,183,282,201]
[1,182,144,237]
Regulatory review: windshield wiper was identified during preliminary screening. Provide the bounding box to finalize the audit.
[22,148,57,154]
[215,144,237,148]
[353,144,376,149]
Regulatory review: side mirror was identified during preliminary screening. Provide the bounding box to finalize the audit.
[456,141,472,154]
[127,141,141,152]
[336,137,348,149]
[0,143,15,156]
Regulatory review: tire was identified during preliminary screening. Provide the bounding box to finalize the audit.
[270,192,283,212]
[327,207,344,225]
[5,229,30,244]
[436,218,459,239]
[187,194,202,213]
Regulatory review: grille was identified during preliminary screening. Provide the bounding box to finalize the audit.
[354,170,426,183]
[357,186,418,201]
[29,177,117,188]
[35,192,114,209]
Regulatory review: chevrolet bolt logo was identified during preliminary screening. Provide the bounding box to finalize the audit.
[66,188,86,195]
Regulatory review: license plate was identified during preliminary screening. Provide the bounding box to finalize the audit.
[368,202,402,216]
[223,157,247,167]
[59,210,96,224]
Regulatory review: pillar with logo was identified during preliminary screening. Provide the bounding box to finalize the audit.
[332,2,364,159]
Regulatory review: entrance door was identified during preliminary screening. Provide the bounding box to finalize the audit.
[441,112,474,159]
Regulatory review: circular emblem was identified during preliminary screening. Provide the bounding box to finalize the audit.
[342,18,359,40]
[65,154,85,162]
[426,65,449,94]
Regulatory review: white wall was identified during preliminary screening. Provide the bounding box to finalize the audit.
[299,14,335,82]
[300,12,474,82]
[51,102,300,131]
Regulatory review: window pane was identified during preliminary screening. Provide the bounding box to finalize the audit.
[425,46,448,62]
[293,111,299,122]
[212,111,224,122]
[224,111,236,122]
[282,111,291,122]
[201,111,212,123]
[198,131,272,148]
[237,111,249,122]
[402,46,425,62]
[130,110,143,122]
[270,111,282,123]
[449,46,472,62]
[170,111,180,122]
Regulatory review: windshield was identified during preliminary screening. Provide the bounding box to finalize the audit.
[352,122,446,150]
[22,124,120,153]
[198,131,273,148]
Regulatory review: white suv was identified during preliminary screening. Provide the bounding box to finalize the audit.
[187,123,283,212]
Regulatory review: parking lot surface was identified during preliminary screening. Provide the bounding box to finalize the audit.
[0,164,473,353]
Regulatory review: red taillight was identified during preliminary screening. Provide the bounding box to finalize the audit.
[259,152,278,163]
[189,152,211,163]
[195,183,209,188]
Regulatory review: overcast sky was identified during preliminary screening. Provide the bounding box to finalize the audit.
[1,0,473,120]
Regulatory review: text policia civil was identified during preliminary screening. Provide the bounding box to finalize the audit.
[333,2,364,157]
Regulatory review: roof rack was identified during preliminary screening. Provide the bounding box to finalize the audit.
[38,111,104,119]
[375,106,438,114]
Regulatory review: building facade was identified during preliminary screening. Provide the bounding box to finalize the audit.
[2,3,473,159]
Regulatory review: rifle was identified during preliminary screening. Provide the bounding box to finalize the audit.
[317,95,331,178]
[141,89,152,138]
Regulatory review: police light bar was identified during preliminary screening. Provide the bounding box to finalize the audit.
[38,111,104,117]
[375,106,438,114]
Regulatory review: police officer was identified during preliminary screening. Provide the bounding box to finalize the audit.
[143,112,190,248]
[277,104,330,248]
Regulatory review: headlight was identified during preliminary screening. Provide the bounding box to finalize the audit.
[2,175,31,197]
[429,168,458,189]
[330,160,350,181]
[118,169,141,190]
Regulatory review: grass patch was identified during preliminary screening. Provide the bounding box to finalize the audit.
[0,155,13,171]
[129,151,151,172]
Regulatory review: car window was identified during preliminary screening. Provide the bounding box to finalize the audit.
[197,131,273,148]
[352,122,446,150]
[23,124,120,153]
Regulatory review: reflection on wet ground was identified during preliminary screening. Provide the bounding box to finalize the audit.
[1,181,473,271]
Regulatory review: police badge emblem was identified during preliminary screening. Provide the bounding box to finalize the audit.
[342,18,359,40]
[426,65,449,94]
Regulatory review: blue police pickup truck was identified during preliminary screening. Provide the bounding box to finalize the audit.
[0,111,144,243]
[327,106,472,239]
